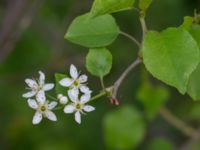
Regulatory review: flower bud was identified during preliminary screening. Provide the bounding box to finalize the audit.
[57,94,63,99]
[59,96,68,105]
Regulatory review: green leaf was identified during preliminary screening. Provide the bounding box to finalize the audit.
[142,28,200,94]
[90,0,135,17]
[147,138,175,150]
[103,105,146,149]
[189,25,200,48]
[185,25,200,100]
[187,64,200,100]
[180,16,193,30]
[86,48,112,77]
[137,82,169,119]
[55,73,68,96]
[180,20,200,100]
[65,13,120,48]
[139,0,153,11]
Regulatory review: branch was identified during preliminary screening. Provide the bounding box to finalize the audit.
[180,127,200,150]
[0,0,28,62]
[0,0,43,63]
[112,58,142,98]
[159,107,195,137]
[120,31,141,48]
[139,16,148,41]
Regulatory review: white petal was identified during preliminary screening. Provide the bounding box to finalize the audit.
[64,105,75,113]
[47,101,58,110]
[25,79,37,88]
[22,91,36,98]
[68,88,79,102]
[78,74,88,83]
[32,111,42,125]
[80,94,91,103]
[36,91,46,104]
[39,71,45,85]
[75,111,81,124]
[59,78,73,87]
[28,99,38,109]
[80,85,92,94]
[45,111,57,121]
[70,64,78,79]
[43,83,54,91]
[83,105,95,112]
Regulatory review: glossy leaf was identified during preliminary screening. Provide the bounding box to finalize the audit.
[189,25,200,48]
[188,64,200,100]
[142,28,200,94]
[65,13,120,48]
[185,25,200,100]
[86,48,112,77]
[90,0,135,17]
[103,106,146,149]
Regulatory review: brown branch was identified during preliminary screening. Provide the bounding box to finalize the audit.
[112,58,142,99]
[159,107,195,137]
[120,31,141,48]
[0,0,28,61]
[180,127,200,150]
[0,0,43,63]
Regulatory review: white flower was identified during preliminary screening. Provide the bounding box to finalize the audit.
[28,91,57,125]
[59,64,91,94]
[64,89,95,124]
[23,71,54,98]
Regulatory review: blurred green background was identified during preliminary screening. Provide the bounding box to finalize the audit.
[0,0,200,150]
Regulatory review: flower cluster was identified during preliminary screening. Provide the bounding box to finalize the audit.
[23,71,57,124]
[59,64,95,124]
[22,65,95,125]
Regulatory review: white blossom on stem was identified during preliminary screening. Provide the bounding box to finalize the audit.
[28,91,57,125]
[23,71,54,98]
[59,64,91,95]
[64,89,95,124]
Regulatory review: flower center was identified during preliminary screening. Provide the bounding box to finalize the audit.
[75,103,82,110]
[40,105,46,112]
[74,80,79,87]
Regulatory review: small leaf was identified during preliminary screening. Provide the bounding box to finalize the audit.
[139,0,153,11]
[137,82,170,119]
[55,73,68,96]
[147,138,175,150]
[86,48,112,77]
[103,105,146,149]
[142,28,200,94]
[65,13,120,48]
[90,0,135,17]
